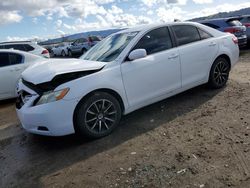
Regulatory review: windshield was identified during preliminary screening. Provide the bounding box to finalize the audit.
[80,31,138,62]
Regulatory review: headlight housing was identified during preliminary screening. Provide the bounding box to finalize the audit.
[36,88,69,106]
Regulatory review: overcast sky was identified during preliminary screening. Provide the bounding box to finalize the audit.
[0,0,250,41]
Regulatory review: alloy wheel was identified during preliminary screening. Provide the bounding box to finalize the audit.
[84,99,117,134]
[213,60,229,86]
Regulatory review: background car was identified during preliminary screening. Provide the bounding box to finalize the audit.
[0,41,50,58]
[51,43,69,57]
[198,18,247,47]
[16,22,239,138]
[236,15,250,44]
[67,36,101,57]
[0,49,45,100]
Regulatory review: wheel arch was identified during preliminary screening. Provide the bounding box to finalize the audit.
[73,88,125,130]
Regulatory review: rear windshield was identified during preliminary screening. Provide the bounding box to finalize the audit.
[227,20,242,26]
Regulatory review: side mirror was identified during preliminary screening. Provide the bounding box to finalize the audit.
[128,49,147,61]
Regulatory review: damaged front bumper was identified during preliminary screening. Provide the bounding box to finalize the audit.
[16,80,78,136]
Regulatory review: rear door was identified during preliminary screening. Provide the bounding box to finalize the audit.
[0,52,25,99]
[171,24,219,87]
[71,40,80,53]
[121,27,181,107]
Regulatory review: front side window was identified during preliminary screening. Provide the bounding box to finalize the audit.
[9,53,23,65]
[81,31,138,62]
[73,40,79,45]
[172,25,201,46]
[133,27,173,55]
[0,53,10,67]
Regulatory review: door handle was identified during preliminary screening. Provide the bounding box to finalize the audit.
[168,54,179,59]
[209,42,216,46]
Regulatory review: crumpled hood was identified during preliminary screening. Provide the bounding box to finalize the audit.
[22,58,107,84]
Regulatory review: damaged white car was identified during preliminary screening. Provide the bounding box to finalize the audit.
[16,22,239,138]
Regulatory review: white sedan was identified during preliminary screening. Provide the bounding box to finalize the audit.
[16,22,239,138]
[0,49,45,100]
[51,43,69,57]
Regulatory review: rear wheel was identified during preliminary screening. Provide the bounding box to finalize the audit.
[208,57,230,89]
[61,50,66,57]
[74,92,122,139]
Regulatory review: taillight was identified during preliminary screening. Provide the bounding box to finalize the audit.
[232,36,238,44]
[224,28,241,33]
[41,49,49,54]
[243,23,250,28]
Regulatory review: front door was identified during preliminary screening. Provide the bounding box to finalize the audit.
[121,27,181,107]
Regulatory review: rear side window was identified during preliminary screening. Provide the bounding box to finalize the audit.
[198,28,212,40]
[172,25,200,46]
[89,36,100,41]
[0,53,10,67]
[79,38,88,43]
[23,44,35,51]
[133,27,173,55]
[4,44,26,51]
[9,53,23,65]
[202,23,220,29]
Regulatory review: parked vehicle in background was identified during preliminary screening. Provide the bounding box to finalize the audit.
[199,18,247,48]
[0,41,50,58]
[16,22,239,138]
[0,49,45,100]
[67,36,101,57]
[51,43,69,57]
[236,15,250,43]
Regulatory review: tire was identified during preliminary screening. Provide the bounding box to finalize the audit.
[208,57,230,89]
[74,92,122,139]
[51,51,55,57]
[68,50,72,57]
[82,48,87,55]
[61,50,66,57]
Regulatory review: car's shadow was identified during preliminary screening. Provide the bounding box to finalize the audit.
[1,85,223,187]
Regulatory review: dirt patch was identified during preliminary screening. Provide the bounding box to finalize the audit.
[0,50,250,188]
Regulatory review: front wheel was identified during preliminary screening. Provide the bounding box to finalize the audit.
[82,48,87,55]
[208,57,230,89]
[74,92,122,139]
[68,50,72,57]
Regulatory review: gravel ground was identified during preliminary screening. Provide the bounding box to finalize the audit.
[0,49,250,188]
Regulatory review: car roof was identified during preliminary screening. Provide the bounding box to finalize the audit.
[117,22,202,33]
[199,17,241,23]
[0,41,33,45]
